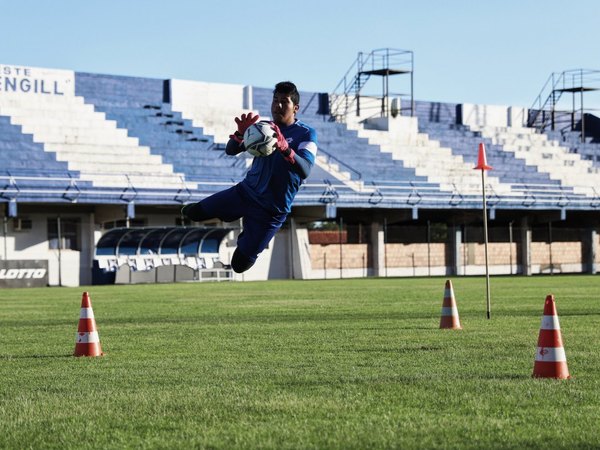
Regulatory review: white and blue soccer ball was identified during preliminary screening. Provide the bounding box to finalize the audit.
[243,121,277,157]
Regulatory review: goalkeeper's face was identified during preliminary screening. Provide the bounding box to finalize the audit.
[271,93,299,127]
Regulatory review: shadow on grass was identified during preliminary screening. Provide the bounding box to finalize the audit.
[358,326,436,331]
[0,353,73,360]
[473,373,532,380]
[353,345,443,354]
[278,372,532,388]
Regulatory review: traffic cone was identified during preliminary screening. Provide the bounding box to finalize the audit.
[474,142,492,171]
[74,292,103,357]
[533,294,570,379]
[440,280,462,329]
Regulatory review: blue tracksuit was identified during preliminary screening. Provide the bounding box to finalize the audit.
[200,119,318,263]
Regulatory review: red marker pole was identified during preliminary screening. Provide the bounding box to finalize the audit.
[475,143,492,319]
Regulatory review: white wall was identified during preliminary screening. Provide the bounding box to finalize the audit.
[460,103,528,128]
[0,64,75,98]
[290,221,312,280]
[461,103,508,128]
[170,79,252,143]
[4,212,95,287]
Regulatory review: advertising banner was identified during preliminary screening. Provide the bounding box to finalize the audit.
[0,64,74,97]
[0,260,49,288]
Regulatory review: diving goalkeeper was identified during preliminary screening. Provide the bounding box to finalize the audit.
[182,81,318,273]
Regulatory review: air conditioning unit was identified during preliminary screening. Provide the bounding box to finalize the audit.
[12,218,32,232]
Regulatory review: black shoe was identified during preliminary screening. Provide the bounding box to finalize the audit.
[181,203,192,217]
[181,202,207,222]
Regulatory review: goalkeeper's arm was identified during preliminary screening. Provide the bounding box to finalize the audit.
[226,137,245,155]
[271,122,312,179]
[226,136,312,179]
[284,152,312,179]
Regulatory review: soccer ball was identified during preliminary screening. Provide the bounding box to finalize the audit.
[243,121,277,157]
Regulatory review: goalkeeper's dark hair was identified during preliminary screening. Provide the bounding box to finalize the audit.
[274,81,300,105]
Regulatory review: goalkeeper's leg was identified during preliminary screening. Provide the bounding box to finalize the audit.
[181,202,210,222]
[181,186,243,223]
[231,209,286,273]
[230,248,255,273]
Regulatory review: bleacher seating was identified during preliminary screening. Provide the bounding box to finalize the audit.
[546,129,600,165]
[0,116,74,174]
[468,121,600,198]
[2,65,600,210]
[0,114,96,202]
[248,86,600,209]
[1,88,190,196]
[75,73,249,187]
[409,100,590,207]
[251,87,475,208]
[408,100,600,209]
[412,101,557,184]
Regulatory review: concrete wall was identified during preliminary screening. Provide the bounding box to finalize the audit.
[170,79,252,143]
[460,103,527,128]
[2,210,599,285]
[304,239,590,278]
[531,241,583,274]
[2,212,95,287]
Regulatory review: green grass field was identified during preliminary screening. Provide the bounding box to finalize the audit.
[0,275,599,449]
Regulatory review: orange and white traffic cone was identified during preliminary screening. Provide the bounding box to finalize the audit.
[440,280,462,329]
[74,292,103,357]
[533,294,570,379]
[474,142,493,171]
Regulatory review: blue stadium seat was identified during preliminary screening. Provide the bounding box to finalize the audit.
[75,73,248,183]
[252,87,434,185]
[412,100,563,187]
[0,115,79,176]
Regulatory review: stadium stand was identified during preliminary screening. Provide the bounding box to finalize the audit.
[75,74,249,188]
[2,86,187,191]
[1,56,600,287]
[253,86,479,209]
[472,124,599,196]
[2,65,596,211]
[410,100,593,207]
[0,115,97,205]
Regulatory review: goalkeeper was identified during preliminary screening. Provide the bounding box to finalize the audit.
[182,81,318,273]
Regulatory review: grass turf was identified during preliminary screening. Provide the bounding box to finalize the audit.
[0,275,599,449]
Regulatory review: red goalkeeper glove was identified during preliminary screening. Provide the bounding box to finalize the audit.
[271,122,295,163]
[229,112,260,143]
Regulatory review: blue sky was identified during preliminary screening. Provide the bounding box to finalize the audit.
[3,0,600,108]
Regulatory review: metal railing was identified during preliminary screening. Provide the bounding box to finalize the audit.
[528,69,600,141]
[2,171,600,211]
[316,147,362,180]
